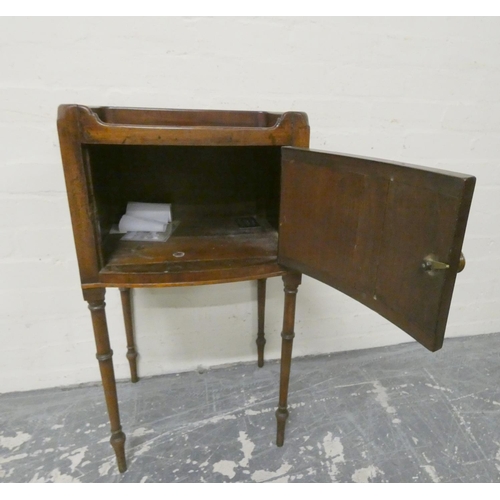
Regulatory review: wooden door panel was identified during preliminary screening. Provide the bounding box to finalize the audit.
[278,147,475,351]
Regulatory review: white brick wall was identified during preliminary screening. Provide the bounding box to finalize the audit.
[1,17,499,393]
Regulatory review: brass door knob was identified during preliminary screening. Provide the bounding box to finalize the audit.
[458,252,466,273]
[422,253,466,273]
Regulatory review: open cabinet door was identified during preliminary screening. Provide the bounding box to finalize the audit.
[278,147,475,352]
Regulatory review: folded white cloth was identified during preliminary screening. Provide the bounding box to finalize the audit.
[126,202,171,224]
[118,214,168,233]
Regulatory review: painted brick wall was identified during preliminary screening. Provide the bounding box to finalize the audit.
[1,17,499,393]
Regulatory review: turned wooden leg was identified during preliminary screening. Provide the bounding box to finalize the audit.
[119,288,139,383]
[85,288,127,473]
[256,279,267,368]
[276,272,302,447]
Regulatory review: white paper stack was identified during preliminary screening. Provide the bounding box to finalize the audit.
[118,202,172,233]
[118,214,167,233]
[126,202,172,224]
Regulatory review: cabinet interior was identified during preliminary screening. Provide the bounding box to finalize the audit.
[84,144,282,274]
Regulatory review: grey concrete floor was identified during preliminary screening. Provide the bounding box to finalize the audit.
[1,332,500,483]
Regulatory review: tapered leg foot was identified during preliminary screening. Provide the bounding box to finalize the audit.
[275,272,301,447]
[256,279,267,368]
[110,430,127,473]
[275,407,289,447]
[120,288,139,383]
[85,288,128,474]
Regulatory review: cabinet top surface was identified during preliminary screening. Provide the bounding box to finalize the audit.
[58,104,308,129]
[57,105,310,147]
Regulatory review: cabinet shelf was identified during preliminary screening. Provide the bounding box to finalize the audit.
[98,216,282,286]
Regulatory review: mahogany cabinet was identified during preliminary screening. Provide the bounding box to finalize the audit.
[57,105,475,473]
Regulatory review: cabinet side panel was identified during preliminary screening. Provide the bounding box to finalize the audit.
[57,105,102,284]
